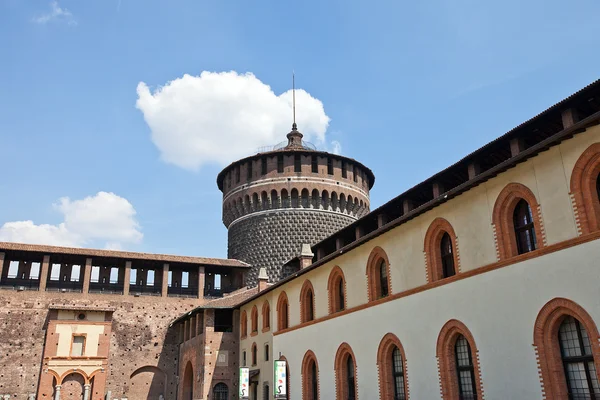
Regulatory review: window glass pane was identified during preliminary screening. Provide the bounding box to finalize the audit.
[380,261,388,297]
[560,317,584,358]
[71,336,85,356]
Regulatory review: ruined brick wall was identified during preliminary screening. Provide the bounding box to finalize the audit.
[228,210,355,285]
[0,290,202,400]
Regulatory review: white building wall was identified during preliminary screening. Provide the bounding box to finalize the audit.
[273,239,600,399]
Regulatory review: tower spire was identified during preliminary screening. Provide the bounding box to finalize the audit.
[292,71,297,131]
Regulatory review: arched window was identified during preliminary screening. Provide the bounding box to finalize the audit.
[437,320,483,400]
[251,305,258,335]
[379,260,389,297]
[440,232,456,278]
[335,343,358,400]
[559,316,599,397]
[513,199,537,255]
[277,292,289,331]
[262,301,271,332]
[302,350,320,400]
[241,310,248,339]
[454,335,477,398]
[347,356,356,400]
[366,247,391,302]
[570,143,600,234]
[534,298,600,399]
[251,342,257,366]
[300,280,316,323]
[377,333,408,400]
[328,266,346,314]
[492,183,544,260]
[213,382,229,400]
[424,218,460,282]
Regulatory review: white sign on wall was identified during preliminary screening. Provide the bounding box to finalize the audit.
[239,367,250,399]
[274,360,287,399]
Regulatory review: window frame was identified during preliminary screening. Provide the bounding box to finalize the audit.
[436,320,483,400]
[377,333,409,400]
[424,218,460,282]
[240,310,248,339]
[276,291,289,331]
[492,183,544,260]
[262,300,271,332]
[302,350,320,400]
[513,198,538,255]
[327,266,347,314]
[300,280,316,323]
[250,305,258,335]
[366,247,392,302]
[569,143,600,234]
[335,343,358,400]
[534,298,600,399]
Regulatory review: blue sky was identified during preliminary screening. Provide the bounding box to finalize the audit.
[0,0,599,259]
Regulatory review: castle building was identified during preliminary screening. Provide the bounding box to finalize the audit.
[2,79,600,400]
[217,124,374,286]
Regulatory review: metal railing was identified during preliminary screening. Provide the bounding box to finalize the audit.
[129,284,162,296]
[88,281,124,294]
[0,275,40,291]
[167,286,198,298]
[46,279,83,292]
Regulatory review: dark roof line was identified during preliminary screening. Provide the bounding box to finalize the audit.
[234,82,600,309]
[216,149,376,191]
[0,241,250,267]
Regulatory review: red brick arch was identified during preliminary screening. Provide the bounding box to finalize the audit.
[366,246,392,302]
[276,291,290,331]
[533,298,600,399]
[436,320,484,400]
[299,280,316,323]
[250,305,258,335]
[377,333,409,400]
[570,143,600,234]
[262,300,271,332]
[301,350,320,400]
[334,342,358,400]
[492,182,545,260]
[423,217,460,282]
[327,266,347,314]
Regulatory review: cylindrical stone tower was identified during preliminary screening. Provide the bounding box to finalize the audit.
[217,125,375,285]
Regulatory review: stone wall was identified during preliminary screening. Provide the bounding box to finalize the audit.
[228,209,356,286]
[0,290,200,400]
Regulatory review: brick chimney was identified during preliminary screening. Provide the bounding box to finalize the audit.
[299,244,314,269]
[257,268,269,292]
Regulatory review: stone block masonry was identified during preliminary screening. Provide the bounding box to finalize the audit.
[228,209,355,286]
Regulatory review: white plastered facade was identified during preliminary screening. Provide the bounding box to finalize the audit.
[239,124,600,399]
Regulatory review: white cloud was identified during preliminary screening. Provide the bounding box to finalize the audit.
[0,192,142,249]
[32,1,77,26]
[136,71,332,171]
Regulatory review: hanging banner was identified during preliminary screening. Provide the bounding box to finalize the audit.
[274,360,287,399]
[239,367,250,399]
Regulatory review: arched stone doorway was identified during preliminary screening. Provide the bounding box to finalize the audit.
[182,362,193,400]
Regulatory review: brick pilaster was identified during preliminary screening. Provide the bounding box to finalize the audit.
[197,266,205,299]
[38,255,50,291]
[123,261,131,295]
[161,263,169,298]
[82,258,92,294]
